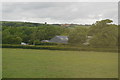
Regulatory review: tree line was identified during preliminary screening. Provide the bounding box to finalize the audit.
[2,19,118,47]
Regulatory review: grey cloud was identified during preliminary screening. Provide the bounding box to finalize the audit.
[2,2,118,24]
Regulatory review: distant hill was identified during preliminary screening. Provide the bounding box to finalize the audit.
[1,21,50,27]
[1,21,91,28]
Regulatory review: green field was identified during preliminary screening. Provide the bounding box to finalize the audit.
[3,48,118,78]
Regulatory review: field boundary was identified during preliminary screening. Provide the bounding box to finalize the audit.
[2,44,118,52]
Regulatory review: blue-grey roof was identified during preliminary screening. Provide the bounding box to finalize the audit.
[56,36,68,38]
[49,36,68,44]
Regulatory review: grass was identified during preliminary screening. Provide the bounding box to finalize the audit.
[2,48,118,78]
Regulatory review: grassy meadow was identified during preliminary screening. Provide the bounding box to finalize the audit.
[2,48,118,78]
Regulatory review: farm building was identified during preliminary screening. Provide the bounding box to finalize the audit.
[49,36,68,44]
[41,36,68,44]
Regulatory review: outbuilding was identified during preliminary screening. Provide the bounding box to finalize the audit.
[49,36,68,44]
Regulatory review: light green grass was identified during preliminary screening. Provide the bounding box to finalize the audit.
[2,48,118,78]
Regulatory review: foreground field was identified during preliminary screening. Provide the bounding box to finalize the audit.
[3,48,118,78]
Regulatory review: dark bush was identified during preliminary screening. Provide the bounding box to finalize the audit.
[35,42,58,45]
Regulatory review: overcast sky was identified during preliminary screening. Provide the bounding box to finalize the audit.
[2,2,118,24]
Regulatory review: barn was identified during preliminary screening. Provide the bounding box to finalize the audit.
[49,36,68,44]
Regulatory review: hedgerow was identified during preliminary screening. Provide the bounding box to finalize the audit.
[2,44,118,52]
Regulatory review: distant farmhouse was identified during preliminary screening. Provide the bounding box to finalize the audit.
[41,36,68,44]
[60,24,79,27]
